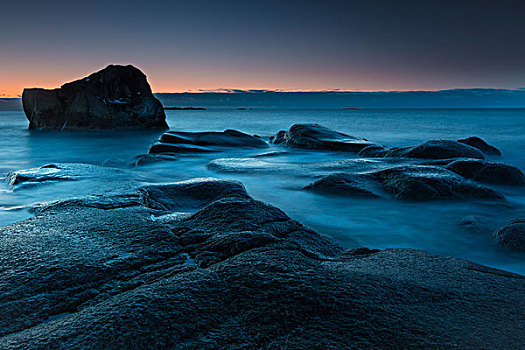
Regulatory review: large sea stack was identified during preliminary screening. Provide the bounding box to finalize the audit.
[22,65,168,130]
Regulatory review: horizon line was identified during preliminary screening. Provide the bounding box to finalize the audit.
[2,87,525,99]
[155,87,525,94]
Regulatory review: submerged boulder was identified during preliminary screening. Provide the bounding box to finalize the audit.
[458,136,501,156]
[305,165,503,201]
[6,164,73,187]
[446,159,524,186]
[270,123,375,152]
[0,180,523,348]
[494,219,525,252]
[22,65,167,130]
[361,140,485,160]
[5,163,131,189]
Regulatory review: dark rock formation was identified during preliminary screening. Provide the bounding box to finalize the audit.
[270,124,375,152]
[139,178,249,211]
[304,173,384,198]
[305,165,504,201]
[358,144,391,157]
[458,136,501,156]
[132,154,179,166]
[360,140,485,160]
[148,143,217,154]
[22,65,167,130]
[160,129,268,148]
[458,215,486,233]
[148,129,268,155]
[269,130,286,144]
[494,219,525,252]
[0,178,523,349]
[446,159,524,186]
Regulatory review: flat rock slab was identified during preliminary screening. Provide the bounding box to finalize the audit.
[161,129,268,148]
[148,142,218,154]
[207,157,408,176]
[0,178,523,348]
[147,129,268,155]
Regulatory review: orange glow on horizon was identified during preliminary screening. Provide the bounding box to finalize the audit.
[1,62,521,99]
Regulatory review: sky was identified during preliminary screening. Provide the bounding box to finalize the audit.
[1,0,524,97]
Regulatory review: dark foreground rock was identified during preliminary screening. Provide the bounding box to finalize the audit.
[270,123,375,152]
[0,178,523,349]
[360,140,485,160]
[446,159,524,186]
[494,219,525,252]
[305,165,504,201]
[148,129,268,155]
[22,65,167,130]
[458,136,501,156]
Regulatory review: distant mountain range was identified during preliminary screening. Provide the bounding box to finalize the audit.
[3,89,525,111]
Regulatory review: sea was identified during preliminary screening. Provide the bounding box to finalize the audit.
[1,108,524,274]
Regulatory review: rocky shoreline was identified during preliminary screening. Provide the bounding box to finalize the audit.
[8,65,525,347]
[1,120,524,348]
[0,177,524,349]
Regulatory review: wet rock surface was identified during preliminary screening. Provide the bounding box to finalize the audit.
[22,65,167,130]
[458,136,501,156]
[207,157,408,175]
[160,130,268,148]
[5,163,130,189]
[139,178,249,211]
[446,159,524,186]
[270,123,375,152]
[494,219,525,252]
[305,165,504,201]
[0,177,523,349]
[133,153,179,166]
[148,129,268,155]
[148,142,218,154]
[364,140,485,160]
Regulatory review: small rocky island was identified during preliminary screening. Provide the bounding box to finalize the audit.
[22,65,167,130]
